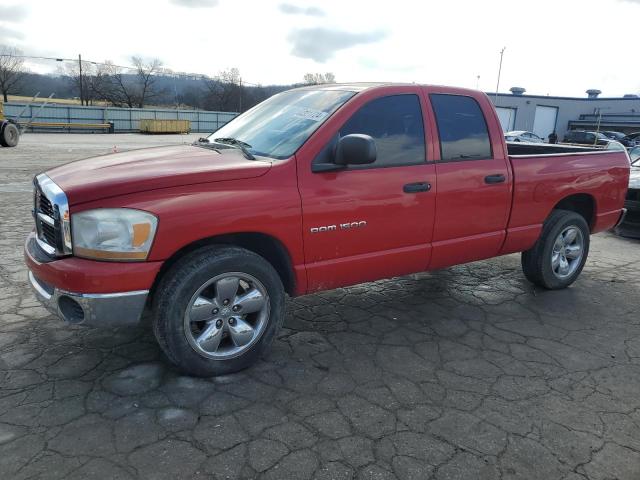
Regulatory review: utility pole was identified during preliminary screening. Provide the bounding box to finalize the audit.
[494,47,506,103]
[238,77,242,112]
[476,75,480,90]
[78,54,84,106]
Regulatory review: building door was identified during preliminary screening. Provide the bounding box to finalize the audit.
[532,105,558,139]
[495,107,516,131]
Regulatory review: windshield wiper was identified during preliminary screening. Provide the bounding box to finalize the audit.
[193,137,221,153]
[213,137,256,160]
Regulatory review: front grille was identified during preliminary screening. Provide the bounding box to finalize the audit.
[38,193,54,217]
[33,178,59,253]
[32,175,70,256]
[41,222,57,246]
[626,188,640,202]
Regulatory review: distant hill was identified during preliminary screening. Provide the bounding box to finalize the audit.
[11,72,299,112]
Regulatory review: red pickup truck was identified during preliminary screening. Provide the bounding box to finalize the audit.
[25,84,630,376]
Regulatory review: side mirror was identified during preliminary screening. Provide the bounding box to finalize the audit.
[335,134,377,166]
[312,134,377,173]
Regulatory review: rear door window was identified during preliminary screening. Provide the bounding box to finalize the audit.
[429,94,492,161]
[339,94,426,168]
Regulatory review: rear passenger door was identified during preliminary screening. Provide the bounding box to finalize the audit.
[426,91,512,269]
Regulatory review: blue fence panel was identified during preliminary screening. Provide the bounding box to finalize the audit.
[3,103,237,133]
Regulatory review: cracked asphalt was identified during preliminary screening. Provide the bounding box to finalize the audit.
[1,133,640,480]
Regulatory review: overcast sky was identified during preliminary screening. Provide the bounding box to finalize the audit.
[1,0,639,97]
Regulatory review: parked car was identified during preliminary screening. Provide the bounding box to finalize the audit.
[601,131,635,147]
[623,132,640,147]
[505,131,545,143]
[563,130,610,146]
[604,140,627,151]
[615,147,640,238]
[24,84,630,377]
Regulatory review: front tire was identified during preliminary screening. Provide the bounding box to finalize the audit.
[521,209,590,289]
[153,246,285,377]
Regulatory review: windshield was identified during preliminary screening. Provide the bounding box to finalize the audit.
[630,147,640,165]
[208,89,355,159]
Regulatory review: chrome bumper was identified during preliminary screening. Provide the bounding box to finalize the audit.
[28,271,148,327]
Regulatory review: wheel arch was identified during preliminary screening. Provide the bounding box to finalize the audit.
[150,232,297,298]
[551,193,596,231]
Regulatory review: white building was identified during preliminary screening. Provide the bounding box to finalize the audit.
[488,87,640,140]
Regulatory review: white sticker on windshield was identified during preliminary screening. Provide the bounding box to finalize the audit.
[293,107,329,122]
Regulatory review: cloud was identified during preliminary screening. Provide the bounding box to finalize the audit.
[279,3,325,16]
[0,5,28,22]
[169,0,219,7]
[0,24,25,42]
[288,27,386,62]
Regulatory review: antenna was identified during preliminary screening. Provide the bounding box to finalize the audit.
[495,47,506,103]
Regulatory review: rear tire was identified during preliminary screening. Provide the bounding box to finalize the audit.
[0,123,19,147]
[521,209,590,289]
[152,245,285,377]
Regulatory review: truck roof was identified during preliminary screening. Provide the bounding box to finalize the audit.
[292,82,481,96]
[293,82,399,92]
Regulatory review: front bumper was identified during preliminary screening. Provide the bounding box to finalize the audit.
[24,232,160,327]
[28,271,148,326]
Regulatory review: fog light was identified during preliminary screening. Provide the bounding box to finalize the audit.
[58,296,85,324]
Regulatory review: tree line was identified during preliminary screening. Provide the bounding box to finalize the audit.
[0,45,336,113]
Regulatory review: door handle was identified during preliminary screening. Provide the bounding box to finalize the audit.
[403,182,431,193]
[484,174,506,184]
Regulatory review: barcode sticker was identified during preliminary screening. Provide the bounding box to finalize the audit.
[292,107,329,122]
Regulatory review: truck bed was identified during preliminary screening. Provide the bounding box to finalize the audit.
[500,146,630,255]
[506,141,606,156]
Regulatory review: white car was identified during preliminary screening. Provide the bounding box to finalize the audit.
[505,131,545,143]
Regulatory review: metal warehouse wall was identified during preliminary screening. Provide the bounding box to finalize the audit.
[3,103,238,133]
[489,93,640,138]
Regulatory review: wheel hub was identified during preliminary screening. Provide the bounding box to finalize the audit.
[183,272,270,360]
[551,226,584,280]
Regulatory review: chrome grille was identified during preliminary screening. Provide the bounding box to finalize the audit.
[33,175,71,256]
[41,222,57,246]
[38,193,54,217]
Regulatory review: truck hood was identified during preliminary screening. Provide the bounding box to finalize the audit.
[46,145,272,205]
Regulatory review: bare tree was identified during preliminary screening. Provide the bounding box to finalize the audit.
[91,61,137,108]
[303,72,336,85]
[65,57,165,109]
[132,57,163,108]
[203,68,242,111]
[61,60,99,106]
[0,45,26,102]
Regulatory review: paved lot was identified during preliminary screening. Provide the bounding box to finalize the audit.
[1,133,640,480]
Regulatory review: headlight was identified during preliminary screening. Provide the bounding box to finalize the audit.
[71,209,158,261]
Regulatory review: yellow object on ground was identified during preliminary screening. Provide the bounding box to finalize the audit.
[139,119,191,134]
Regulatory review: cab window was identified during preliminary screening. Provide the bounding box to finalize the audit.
[339,94,426,168]
[430,94,492,161]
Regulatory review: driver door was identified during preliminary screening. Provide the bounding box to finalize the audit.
[296,88,437,292]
